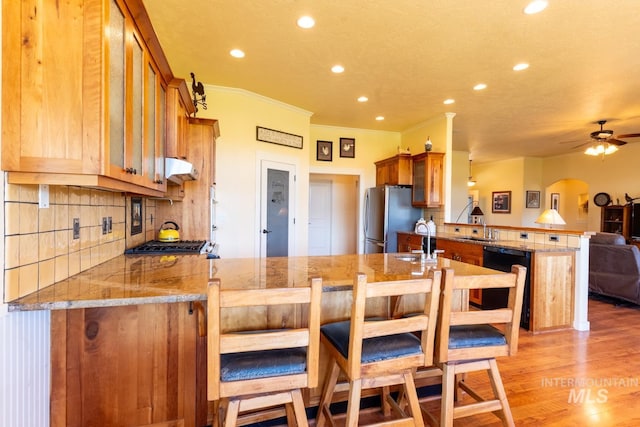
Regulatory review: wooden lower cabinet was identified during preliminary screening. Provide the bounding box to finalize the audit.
[530,251,575,332]
[51,302,208,427]
[437,239,484,305]
[396,232,424,252]
[437,238,575,333]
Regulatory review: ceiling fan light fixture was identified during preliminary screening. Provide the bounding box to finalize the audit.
[585,143,618,156]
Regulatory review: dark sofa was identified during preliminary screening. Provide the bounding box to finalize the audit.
[589,232,640,305]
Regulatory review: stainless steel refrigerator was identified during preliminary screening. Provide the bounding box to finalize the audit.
[364,185,422,253]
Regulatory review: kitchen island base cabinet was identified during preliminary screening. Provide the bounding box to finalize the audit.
[50,302,207,427]
[436,239,483,305]
[531,251,575,332]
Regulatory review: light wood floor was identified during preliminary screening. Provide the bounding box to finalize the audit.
[311,296,640,426]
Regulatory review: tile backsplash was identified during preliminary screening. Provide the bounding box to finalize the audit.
[4,184,157,302]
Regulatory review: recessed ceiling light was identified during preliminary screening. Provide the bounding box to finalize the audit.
[297,16,315,29]
[357,96,368,102]
[230,49,245,58]
[513,63,529,71]
[331,65,344,73]
[375,116,384,121]
[473,83,487,91]
[443,99,455,105]
[524,0,548,14]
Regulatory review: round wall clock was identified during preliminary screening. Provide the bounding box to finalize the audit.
[593,192,611,207]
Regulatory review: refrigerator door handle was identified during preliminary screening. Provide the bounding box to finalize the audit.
[364,191,370,235]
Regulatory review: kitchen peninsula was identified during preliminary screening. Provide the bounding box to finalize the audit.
[398,228,579,333]
[10,253,503,427]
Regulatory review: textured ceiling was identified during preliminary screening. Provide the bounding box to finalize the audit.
[143,0,640,163]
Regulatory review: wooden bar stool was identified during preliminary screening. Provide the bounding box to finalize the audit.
[207,278,322,427]
[424,265,527,427]
[316,269,442,427]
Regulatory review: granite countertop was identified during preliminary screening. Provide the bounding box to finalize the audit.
[9,253,498,312]
[403,231,578,253]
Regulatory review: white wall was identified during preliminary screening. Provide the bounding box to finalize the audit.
[542,145,640,232]
[309,124,402,253]
[197,86,313,258]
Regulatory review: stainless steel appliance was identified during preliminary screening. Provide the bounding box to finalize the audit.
[125,240,208,255]
[364,185,422,253]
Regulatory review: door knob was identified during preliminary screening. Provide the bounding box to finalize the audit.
[262,229,272,234]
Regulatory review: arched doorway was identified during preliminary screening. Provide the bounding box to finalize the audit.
[545,179,590,231]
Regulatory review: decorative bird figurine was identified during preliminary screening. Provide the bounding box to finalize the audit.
[190,72,207,115]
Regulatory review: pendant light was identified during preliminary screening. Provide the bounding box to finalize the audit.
[467,159,477,187]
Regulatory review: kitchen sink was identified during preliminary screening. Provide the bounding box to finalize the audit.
[459,236,493,242]
[395,255,421,262]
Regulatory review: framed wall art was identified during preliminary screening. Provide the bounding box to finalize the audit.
[131,197,143,235]
[492,191,511,213]
[339,137,355,158]
[551,193,560,211]
[316,140,332,161]
[256,126,303,149]
[526,190,540,208]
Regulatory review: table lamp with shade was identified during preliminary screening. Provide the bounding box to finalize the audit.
[535,208,566,228]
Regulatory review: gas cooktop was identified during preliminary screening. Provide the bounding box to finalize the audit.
[124,240,208,255]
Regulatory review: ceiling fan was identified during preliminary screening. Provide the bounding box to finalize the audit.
[570,120,640,154]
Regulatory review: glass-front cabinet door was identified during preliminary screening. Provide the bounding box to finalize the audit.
[411,152,444,208]
[108,0,126,172]
[130,29,144,178]
[106,0,166,191]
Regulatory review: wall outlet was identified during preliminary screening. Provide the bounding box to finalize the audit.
[107,217,113,233]
[454,227,460,232]
[102,217,108,235]
[472,228,479,235]
[73,218,80,240]
[520,232,529,239]
[38,184,50,208]
[549,235,559,242]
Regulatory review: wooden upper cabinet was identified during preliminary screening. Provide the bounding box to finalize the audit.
[1,0,178,196]
[411,152,444,207]
[374,154,413,186]
[166,79,195,161]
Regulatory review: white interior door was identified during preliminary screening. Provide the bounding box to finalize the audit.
[308,180,332,255]
[260,160,295,257]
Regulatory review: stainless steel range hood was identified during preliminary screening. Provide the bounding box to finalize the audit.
[165,158,199,184]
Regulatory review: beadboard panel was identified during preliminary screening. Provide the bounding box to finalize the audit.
[0,309,50,426]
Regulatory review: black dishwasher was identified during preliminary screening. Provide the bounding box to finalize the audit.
[482,246,532,330]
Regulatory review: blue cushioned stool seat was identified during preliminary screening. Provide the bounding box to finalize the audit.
[221,347,307,382]
[321,320,422,363]
[449,324,506,349]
